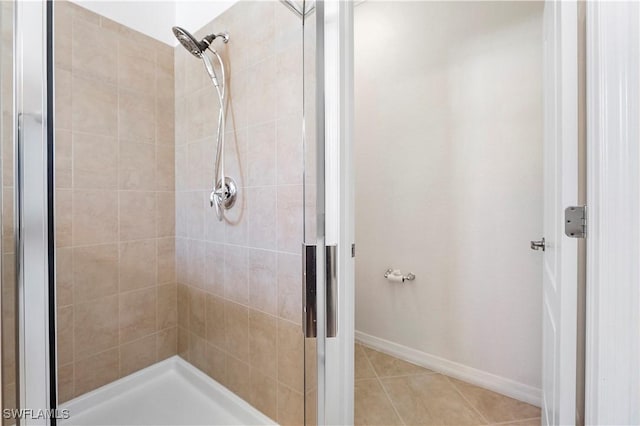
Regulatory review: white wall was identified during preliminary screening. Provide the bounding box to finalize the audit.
[354,1,544,396]
[69,0,177,44]
[174,1,237,38]
[69,0,238,45]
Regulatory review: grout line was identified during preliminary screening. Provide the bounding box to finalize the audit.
[360,344,406,426]
[445,375,491,425]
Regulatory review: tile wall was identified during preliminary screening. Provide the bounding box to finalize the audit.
[54,1,176,402]
[173,2,306,424]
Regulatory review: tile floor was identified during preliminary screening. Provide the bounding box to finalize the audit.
[355,343,541,426]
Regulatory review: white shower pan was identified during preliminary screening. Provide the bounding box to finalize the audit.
[60,356,276,426]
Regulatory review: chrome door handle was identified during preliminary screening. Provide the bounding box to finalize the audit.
[530,238,546,251]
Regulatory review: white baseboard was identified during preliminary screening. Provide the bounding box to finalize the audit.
[355,330,541,407]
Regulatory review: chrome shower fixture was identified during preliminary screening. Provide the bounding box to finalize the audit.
[172,26,235,222]
[172,26,229,58]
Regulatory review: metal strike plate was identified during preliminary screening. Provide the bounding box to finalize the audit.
[302,244,317,338]
[326,245,337,338]
[565,206,587,238]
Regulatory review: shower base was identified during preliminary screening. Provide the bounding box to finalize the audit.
[60,356,275,425]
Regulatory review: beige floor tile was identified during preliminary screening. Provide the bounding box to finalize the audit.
[355,379,403,426]
[355,343,376,380]
[381,374,485,426]
[449,377,541,423]
[363,346,432,378]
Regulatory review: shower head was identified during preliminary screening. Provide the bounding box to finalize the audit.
[172,26,229,58]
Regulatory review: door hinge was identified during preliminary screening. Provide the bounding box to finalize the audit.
[351,243,355,258]
[564,206,586,238]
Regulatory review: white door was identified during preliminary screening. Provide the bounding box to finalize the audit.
[541,1,578,425]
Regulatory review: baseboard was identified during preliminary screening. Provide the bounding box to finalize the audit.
[355,330,541,407]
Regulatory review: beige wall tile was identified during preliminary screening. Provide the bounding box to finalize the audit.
[72,189,118,245]
[72,18,117,84]
[277,384,304,426]
[157,284,177,330]
[205,294,225,350]
[119,191,156,240]
[225,354,251,402]
[205,242,224,296]
[54,4,176,393]
[73,244,119,302]
[119,287,157,343]
[189,333,207,373]
[54,3,72,71]
[156,98,175,146]
[74,295,118,359]
[119,239,157,292]
[120,334,156,377]
[72,76,117,137]
[206,342,226,384]
[56,247,73,307]
[250,368,277,421]
[156,145,175,191]
[156,192,175,237]
[187,239,206,289]
[247,122,276,186]
[247,187,277,250]
[55,68,72,129]
[276,185,303,254]
[276,44,303,120]
[157,327,177,360]
[277,319,303,392]
[119,142,156,191]
[225,301,249,363]
[57,306,74,365]
[73,133,118,189]
[118,43,156,94]
[224,203,248,246]
[246,57,276,125]
[55,129,72,188]
[249,249,277,316]
[157,237,176,284]
[277,252,300,324]
[249,309,276,376]
[55,189,73,247]
[188,286,206,338]
[186,191,205,240]
[276,117,303,186]
[68,2,100,25]
[224,245,249,304]
[58,363,74,403]
[74,348,119,396]
[119,91,156,143]
[177,284,189,327]
[177,326,189,360]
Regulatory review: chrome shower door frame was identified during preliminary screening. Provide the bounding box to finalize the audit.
[306,0,354,424]
[15,0,56,423]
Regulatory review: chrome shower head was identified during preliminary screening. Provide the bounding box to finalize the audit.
[172,26,207,57]
[172,26,229,58]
